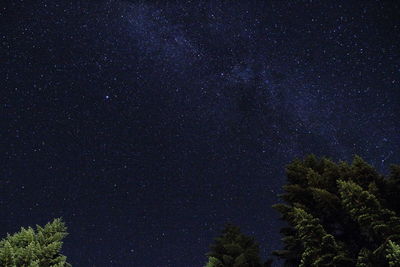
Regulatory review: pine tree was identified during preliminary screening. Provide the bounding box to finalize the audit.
[205,223,272,267]
[273,155,359,264]
[384,165,400,215]
[338,180,400,265]
[273,155,400,266]
[0,218,71,267]
[291,207,353,266]
[386,241,400,266]
[272,203,303,266]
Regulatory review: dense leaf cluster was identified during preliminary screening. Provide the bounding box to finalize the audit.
[273,155,400,266]
[204,224,272,267]
[0,218,70,267]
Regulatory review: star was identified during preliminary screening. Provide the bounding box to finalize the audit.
[2,1,400,266]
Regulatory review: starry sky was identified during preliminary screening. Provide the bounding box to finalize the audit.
[2,1,400,266]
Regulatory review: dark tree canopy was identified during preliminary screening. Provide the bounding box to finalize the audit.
[273,155,400,266]
[204,223,272,267]
[5,155,400,267]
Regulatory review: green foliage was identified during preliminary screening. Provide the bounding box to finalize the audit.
[338,179,400,265]
[205,223,271,267]
[0,218,71,267]
[273,155,400,266]
[386,241,400,267]
[384,165,400,215]
[205,256,224,267]
[356,248,373,267]
[338,180,400,242]
[291,207,353,266]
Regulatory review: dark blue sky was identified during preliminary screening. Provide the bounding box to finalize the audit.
[2,1,400,266]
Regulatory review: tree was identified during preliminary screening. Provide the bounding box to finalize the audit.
[205,223,272,267]
[273,155,400,266]
[338,180,400,265]
[386,241,400,267]
[291,207,353,266]
[0,218,71,267]
[384,165,400,215]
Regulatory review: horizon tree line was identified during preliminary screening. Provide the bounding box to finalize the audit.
[2,155,400,266]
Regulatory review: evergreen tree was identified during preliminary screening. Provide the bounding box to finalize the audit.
[0,218,71,267]
[273,155,400,266]
[386,241,400,267]
[291,207,353,266]
[384,165,400,215]
[205,223,272,267]
[272,203,303,266]
[338,180,400,265]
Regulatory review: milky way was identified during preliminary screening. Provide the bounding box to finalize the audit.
[2,1,400,266]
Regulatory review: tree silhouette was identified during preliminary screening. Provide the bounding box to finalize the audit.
[205,223,272,267]
[0,218,70,267]
[273,155,400,266]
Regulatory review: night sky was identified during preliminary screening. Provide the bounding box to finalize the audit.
[2,1,400,266]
